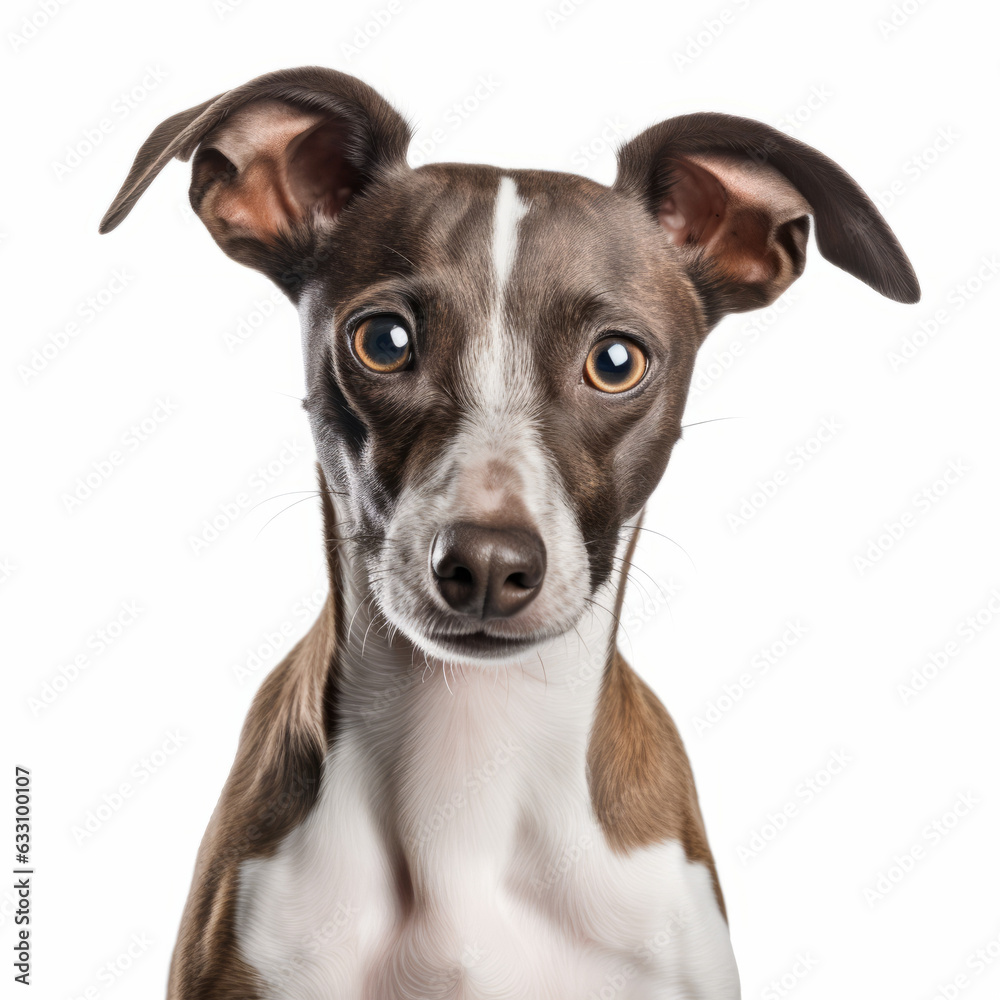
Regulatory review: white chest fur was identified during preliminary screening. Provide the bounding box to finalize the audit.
[234,612,739,1000]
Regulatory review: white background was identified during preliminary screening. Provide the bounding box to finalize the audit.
[3,0,999,997]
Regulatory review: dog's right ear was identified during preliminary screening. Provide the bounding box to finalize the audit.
[99,67,412,297]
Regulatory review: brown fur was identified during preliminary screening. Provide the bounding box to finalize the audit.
[587,650,725,917]
[585,518,726,917]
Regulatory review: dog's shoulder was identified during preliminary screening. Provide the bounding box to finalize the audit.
[587,649,726,916]
[167,601,338,998]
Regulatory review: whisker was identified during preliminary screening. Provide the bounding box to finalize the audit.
[571,622,592,662]
[584,596,635,661]
[324,535,405,557]
[381,244,417,269]
[610,555,669,598]
[249,486,348,516]
[610,558,666,605]
[254,493,325,539]
[583,596,622,628]
[681,415,739,431]
[609,524,696,568]
[344,590,378,646]
[361,613,378,658]
[535,650,547,690]
[612,567,656,606]
[581,536,617,549]
[248,490,317,514]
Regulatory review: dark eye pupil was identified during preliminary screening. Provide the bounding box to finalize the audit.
[595,341,633,383]
[365,317,409,366]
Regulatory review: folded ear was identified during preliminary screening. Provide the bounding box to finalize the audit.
[614,113,919,323]
[99,66,412,296]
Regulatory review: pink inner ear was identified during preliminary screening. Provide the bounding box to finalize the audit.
[197,102,363,242]
[285,119,363,221]
[656,159,728,247]
[654,153,813,303]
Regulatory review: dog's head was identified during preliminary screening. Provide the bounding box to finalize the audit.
[101,67,918,664]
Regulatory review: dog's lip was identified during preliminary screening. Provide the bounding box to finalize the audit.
[427,628,539,654]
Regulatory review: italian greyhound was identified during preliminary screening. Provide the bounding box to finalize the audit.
[100,67,919,1000]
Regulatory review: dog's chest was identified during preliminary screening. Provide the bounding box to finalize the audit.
[234,666,738,999]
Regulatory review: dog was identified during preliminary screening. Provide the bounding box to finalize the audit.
[100,67,919,1000]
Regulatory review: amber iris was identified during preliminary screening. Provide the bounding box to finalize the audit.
[354,315,412,372]
[584,337,647,393]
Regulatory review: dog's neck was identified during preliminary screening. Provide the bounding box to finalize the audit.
[327,537,621,877]
[309,478,648,875]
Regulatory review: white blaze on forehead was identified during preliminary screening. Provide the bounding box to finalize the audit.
[464,173,536,425]
[491,175,530,290]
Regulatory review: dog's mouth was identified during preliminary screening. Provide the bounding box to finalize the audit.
[424,627,542,659]
[363,566,566,665]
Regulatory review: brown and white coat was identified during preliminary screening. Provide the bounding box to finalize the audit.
[99,66,919,999]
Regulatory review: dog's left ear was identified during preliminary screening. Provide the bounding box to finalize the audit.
[614,113,920,324]
[99,67,412,297]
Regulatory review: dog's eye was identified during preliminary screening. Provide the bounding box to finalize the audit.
[353,315,412,373]
[584,336,647,393]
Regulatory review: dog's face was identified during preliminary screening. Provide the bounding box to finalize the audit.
[101,68,918,664]
[304,164,704,662]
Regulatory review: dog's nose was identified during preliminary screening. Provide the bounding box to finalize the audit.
[430,524,546,620]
